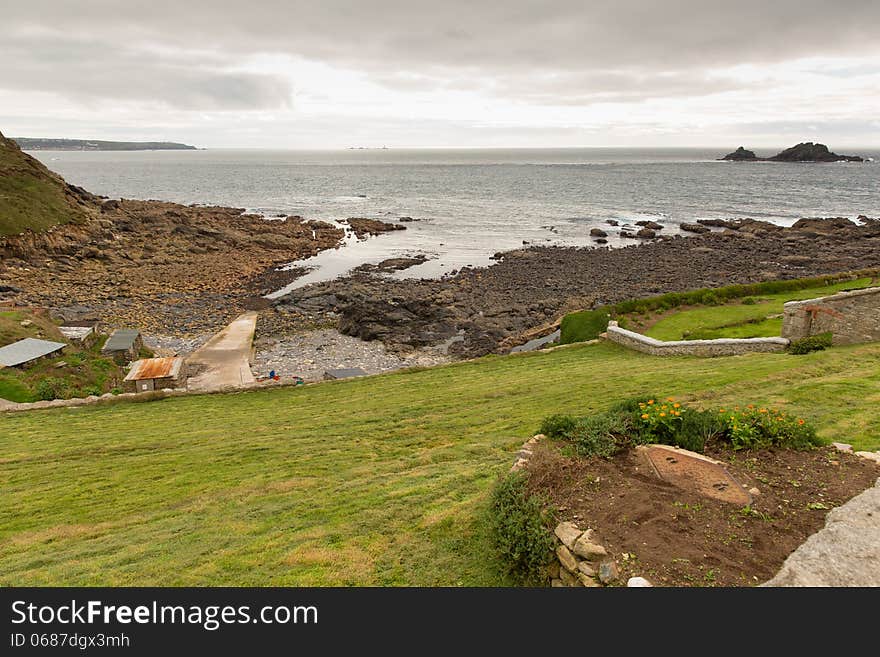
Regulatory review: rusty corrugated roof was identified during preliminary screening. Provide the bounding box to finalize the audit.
[124,357,183,381]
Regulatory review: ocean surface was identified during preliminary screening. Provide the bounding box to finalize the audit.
[31,148,880,289]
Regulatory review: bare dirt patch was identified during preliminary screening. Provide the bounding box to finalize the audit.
[525,441,880,586]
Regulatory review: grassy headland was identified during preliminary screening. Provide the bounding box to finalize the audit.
[0,131,92,236]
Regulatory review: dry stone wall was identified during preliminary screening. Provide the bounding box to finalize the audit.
[782,287,880,345]
[605,321,789,357]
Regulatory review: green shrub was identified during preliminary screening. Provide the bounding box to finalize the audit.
[676,409,726,452]
[787,332,832,355]
[559,309,611,344]
[567,415,623,457]
[543,396,820,456]
[488,473,556,586]
[539,414,577,439]
[741,297,758,305]
[720,406,822,450]
[35,377,69,401]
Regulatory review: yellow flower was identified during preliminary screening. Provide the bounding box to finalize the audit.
[719,408,725,413]
[674,411,681,416]
[673,403,681,409]
[639,403,646,409]
[759,408,767,413]
[648,399,654,405]
[797,419,805,426]
[747,404,755,409]
[641,413,649,419]
[659,412,666,417]
[667,397,675,402]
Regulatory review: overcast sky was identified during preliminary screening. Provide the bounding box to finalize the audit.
[3,1,880,148]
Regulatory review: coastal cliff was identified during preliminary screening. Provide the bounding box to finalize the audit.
[0,130,97,236]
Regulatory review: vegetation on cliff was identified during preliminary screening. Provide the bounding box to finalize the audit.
[0,130,94,236]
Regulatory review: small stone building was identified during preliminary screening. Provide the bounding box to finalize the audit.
[782,287,880,345]
[102,329,143,363]
[0,338,67,368]
[124,357,187,392]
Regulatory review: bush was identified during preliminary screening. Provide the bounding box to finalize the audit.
[720,405,822,450]
[787,332,832,355]
[542,396,820,456]
[539,414,577,439]
[34,377,69,401]
[488,473,556,586]
[559,309,611,344]
[567,415,623,457]
[676,409,726,452]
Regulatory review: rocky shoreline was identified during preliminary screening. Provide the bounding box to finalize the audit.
[273,215,880,358]
[0,201,408,336]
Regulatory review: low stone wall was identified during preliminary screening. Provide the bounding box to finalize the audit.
[782,287,880,345]
[605,321,789,357]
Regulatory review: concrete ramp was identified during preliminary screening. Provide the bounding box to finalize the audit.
[186,312,258,391]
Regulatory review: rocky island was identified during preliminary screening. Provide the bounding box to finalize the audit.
[721,146,758,161]
[720,142,864,162]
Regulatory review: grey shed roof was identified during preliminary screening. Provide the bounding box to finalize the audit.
[0,338,66,367]
[103,329,141,352]
[324,367,368,380]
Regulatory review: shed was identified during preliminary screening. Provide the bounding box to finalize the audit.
[124,357,187,392]
[59,325,96,346]
[0,338,67,367]
[102,329,143,363]
[323,367,367,381]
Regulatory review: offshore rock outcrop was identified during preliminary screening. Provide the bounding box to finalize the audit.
[719,142,864,163]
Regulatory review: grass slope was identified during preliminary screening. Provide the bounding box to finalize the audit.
[644,278,874,341]
[0,130,90,236]
[2,341,880,585]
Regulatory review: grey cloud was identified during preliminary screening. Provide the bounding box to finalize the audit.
[5,1,880,73]
[0,34,292,110]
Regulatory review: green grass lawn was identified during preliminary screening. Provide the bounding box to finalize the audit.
[2,340,880,586]
[645,278,874,341]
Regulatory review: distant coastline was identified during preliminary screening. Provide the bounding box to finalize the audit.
[12,137,198,151]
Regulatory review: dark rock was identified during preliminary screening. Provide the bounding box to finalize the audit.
[697,218,733,228]
[595,238,608,244]
[398,216,420,222]
[791,217,855,234]
[769,142,863,163]
[721,146,758,161]
[680,222,710,234]
[620,230,635,238]
[606,219,619,226]
[590,228,608,238]
[636,228,657,239]
[635,220,663,230]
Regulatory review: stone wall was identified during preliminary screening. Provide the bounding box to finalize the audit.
[782,287,880,345]
[605,321,789,357]
[511,434,652,588]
